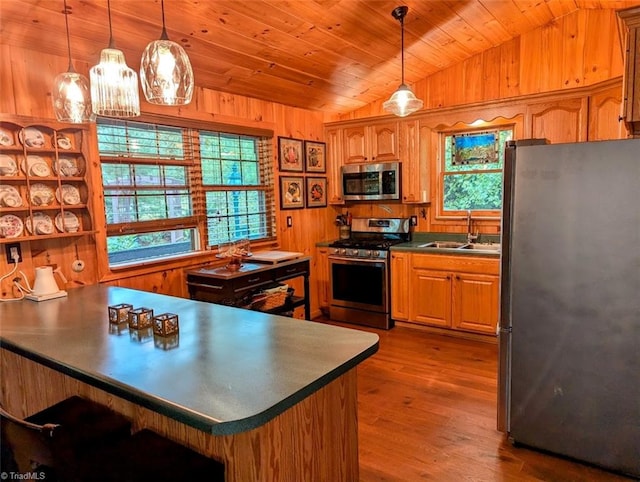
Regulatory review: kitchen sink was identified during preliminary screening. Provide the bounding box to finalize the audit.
[417,241,501,252]
[459,242,501,252]
[417,241,469,249]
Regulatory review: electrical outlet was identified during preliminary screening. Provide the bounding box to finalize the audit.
[5,242,22,263]
[410,215,418,226]
[286,216,293,227]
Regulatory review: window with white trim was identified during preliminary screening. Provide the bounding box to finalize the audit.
[97,118,275,266]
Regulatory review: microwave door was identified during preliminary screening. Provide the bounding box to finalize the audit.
[362,172,381,195]
[381,170,397,195]
[343,174,364,196]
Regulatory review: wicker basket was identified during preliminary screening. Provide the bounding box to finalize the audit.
[249,290,290,311]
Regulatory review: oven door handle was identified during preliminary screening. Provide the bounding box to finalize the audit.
[328,256,386,264]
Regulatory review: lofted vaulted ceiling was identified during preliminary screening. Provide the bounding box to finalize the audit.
[1,0,640,116]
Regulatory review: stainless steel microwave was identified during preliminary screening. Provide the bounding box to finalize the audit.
[341,161,401,201]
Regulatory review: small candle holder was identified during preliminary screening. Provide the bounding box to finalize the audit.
[153,313,179,337]
[154,333,179,351]
[108,303,133,325]
[128,307,154,330]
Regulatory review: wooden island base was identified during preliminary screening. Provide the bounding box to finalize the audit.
[1,349,359,482]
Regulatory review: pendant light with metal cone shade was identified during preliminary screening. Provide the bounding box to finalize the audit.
[383,6,423,117]
[52,0,94,123]
[90,0,140,117]
[140,0,194,105]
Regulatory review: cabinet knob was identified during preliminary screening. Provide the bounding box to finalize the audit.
[456,275,461,280]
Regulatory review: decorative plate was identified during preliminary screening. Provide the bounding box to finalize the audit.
[19,127,46,149]
[21,155,51,177]
[0,185,23,208]
[55,184,81,205]
[0,214,24,238]
[29,183,55,206]
[56,134,73,150]
[25,212,54,235]
[0,154,18,176]
[0,127,14,147]
[55,211,80,233]
[53,157,80,177]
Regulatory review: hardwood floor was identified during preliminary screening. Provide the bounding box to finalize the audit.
[317,320,635,482]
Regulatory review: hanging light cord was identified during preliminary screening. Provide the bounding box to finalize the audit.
[160,0,169,40]
[62,0,75,72]
[400,13,405,85]
[107,0,116,48]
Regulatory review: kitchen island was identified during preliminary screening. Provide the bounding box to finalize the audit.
[0,285,379,481]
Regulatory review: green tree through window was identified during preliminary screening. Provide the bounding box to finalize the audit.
[442,128,512,211]
[97,118,275,266]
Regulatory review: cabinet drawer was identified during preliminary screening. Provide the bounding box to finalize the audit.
[232,271,273,292]
[275,261,309,280]
[412,254,499,275]
[187,279,234,303]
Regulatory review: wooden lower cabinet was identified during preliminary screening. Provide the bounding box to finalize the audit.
[411,268,452,327]
[390,252,411,321]
[316,247,330,314]
[452,272,499,335]
[393,252,499,336]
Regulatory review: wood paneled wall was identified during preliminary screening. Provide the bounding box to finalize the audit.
[334,9,624,122]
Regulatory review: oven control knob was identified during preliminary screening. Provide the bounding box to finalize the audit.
[365,250,372,257]
[349,249,358,256]
[372,250,380,258]
[339,248,347,255]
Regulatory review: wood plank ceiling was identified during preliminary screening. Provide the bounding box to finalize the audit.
[1,0,640,116]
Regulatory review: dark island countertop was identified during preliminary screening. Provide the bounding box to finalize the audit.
[0,285,378,435]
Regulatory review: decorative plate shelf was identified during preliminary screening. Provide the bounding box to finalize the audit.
[0,115,94,244]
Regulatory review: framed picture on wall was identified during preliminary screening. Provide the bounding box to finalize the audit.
[305,177,327,208]
[304,140,326,173]
[278,137,304,172]
[280,176,305,209]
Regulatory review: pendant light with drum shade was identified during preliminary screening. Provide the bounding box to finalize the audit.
[383,6,423,117]
[140,0,194,105]
[52,0,94,123]
[90,0,140,117]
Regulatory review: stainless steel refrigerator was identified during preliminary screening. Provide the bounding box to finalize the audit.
[497,138,640,478]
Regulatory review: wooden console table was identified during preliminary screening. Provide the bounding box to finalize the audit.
[185,256,311,320]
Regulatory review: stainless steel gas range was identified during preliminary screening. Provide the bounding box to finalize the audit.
[328,217,410,330]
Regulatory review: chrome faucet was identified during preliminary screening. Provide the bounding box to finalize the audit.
[466,210,478,244]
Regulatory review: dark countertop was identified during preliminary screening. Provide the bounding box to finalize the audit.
[391,233,501,258]
[0,285,378,435]
[316,233,500,257]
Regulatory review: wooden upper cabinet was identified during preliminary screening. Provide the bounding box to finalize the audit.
[343,121,398,163]
[588,86,627,141]
[399,119,430,203]
[528,97,588,143]
[619,6,640,137]
[325,127,344,204]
